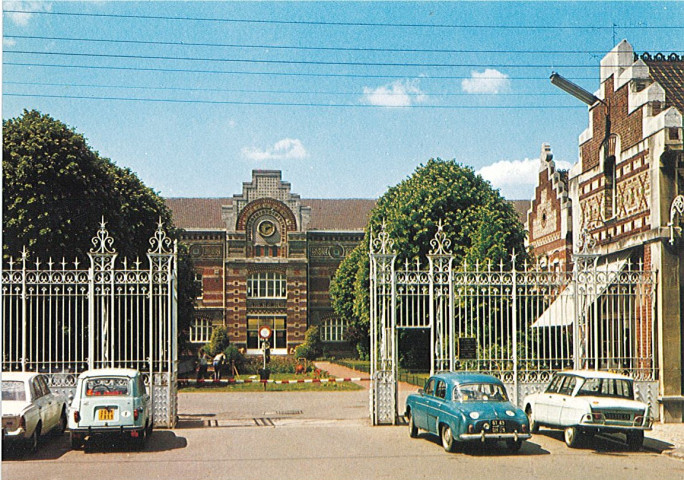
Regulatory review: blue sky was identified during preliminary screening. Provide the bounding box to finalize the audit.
[3,1,683,199]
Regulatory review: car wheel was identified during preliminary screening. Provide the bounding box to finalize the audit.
[408,412,418,438]
[564,426,582,448]
[506,439,523,452]
[440,424,456,453]
[626,431,644,451]
[70,432,84,450]
[27,423,40,453]
[56,409,67,436]
[526,405,540,433]
[133,429,146,450]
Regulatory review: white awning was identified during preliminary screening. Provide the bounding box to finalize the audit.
[531,254,630,328]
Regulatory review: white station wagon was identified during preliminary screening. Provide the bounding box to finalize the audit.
[522,370,652,449]
[2,372,68,453]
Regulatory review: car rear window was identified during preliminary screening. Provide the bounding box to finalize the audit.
[2,381,26,401]
[576,378,634,399]
[85,377,130,396]
[455,383,508,402]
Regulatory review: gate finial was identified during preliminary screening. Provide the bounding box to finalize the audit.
[429,220,452,256]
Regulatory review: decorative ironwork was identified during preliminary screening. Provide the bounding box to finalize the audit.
[429,220,451,256]
[668,195,684,245]
[2,222,178,427]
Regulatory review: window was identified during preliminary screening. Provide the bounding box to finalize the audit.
[85,377,130,397]
[577,378,634,399]
[2,381,26,401]
[190,318,213,343]
[424,378,435,396]
[247,272,286,299]
[545,374,564,394]
[558,376,577,396]
[435,381,446,399]
[194,272,203,299]
[321,318,349,342]
[247,316,286,349]
[604,155,616,219]
[455,383,508,402]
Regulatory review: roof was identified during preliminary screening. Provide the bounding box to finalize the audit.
[432,372,504,385]
[556,369,632,380]
[643,54,684,114]
[166,197,528,231]
[77,368,140,378]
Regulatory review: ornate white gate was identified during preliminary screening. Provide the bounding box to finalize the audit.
[1,220,178,427]
[369,222,658,425]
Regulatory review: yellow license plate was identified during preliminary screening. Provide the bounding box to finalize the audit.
[98,409,114,421]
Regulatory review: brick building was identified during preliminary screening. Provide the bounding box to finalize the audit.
[166,170,375,356]
[526,41,684,421]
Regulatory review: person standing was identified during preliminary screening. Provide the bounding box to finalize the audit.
[213,352,226,381]
[197,351,209,382]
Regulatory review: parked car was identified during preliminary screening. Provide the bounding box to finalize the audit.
[68,368,152,449]
[405,372,531,452]
[522,370,652,449]
[2,372,68,453]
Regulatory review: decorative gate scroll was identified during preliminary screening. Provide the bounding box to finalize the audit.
[2,220,178,427]
[369,222,658,425]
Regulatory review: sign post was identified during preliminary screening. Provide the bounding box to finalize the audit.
[259,326,272,370]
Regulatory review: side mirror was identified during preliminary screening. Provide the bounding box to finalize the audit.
[418,388,424,395]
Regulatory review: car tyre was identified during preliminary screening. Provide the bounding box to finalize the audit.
[506,439,523,452]
[626,431,644,451]
[27,423,40,453]
[526,406,540,433]
[133,429,146,450]
[70,432,83,450]
[564,426,582,448]
[408,412,418,438]
[55,409,67,436]
[440,424,457,453]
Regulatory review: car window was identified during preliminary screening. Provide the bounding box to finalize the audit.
[85,377,131,397]
[545,374,564,393]
[435,381,446,399]
[137,376,146,396]
[558,376,577,395]
[577,378,634,399]
[31,378,44,399]
[37,376,51,395]
[2,381,27,401]
[455,383,508,402]
[424,378,435,396]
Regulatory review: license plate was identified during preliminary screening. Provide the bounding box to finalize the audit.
[98,409,114,421]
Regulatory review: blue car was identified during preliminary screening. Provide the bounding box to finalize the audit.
[405,372,531,452]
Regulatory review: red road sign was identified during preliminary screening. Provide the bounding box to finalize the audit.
[259,326,272,339]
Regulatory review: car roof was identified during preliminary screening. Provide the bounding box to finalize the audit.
[78,368,140,378]
[431,372,504,385]
[556,369,633,380]
[2,372,41,382]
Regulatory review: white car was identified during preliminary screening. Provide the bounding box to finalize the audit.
[522,370,652,449]
[2,372,68,453]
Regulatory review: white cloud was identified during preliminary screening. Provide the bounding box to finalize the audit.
[241,138,308,161]
[4,2,52,27]
[477,158,573,199]
[362,79,427,107]
[461,69,511,94]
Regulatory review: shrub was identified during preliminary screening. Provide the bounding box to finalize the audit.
[223,345,246,372]
[204,326,230,356]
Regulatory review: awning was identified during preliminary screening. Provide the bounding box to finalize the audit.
[531,254,630,328]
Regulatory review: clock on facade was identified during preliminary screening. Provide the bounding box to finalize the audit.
[258,220,276,237]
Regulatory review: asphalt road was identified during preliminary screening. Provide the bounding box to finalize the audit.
[3,389,683,480]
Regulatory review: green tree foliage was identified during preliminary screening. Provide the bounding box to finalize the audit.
[2,109,197,346]
[294,326,323,360]
[204,326,231,357]
[330,158,527,363]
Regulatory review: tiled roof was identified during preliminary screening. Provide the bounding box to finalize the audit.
[165,197,527,231]
[643,55,684,114]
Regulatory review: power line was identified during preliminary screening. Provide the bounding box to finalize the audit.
[5,81,567,96]
[5,49,621,69]
[5,9,682,29]
[4,62,601,80]
[9,34,671,55]
[4,92,586,109]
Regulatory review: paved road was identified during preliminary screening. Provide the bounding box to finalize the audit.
[3,389,683,480]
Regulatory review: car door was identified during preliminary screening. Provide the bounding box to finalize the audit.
[549,375,578,426]
[39,376,62,429]
[31,377,52,433]
[426,380,447,434]
[535,374,564,424]
[414,378,435,430]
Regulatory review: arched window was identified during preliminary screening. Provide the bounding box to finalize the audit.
[247,272,287,299]
[604,155,616,220]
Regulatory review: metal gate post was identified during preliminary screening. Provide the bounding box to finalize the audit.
[429,254,435,376]
[511,251,518,406]
[20,248,27,372]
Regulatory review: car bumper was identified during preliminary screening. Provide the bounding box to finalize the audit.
[2,428,27,441]
[70,425,145,436]
[459,432,532,442]
[578,421,652,431]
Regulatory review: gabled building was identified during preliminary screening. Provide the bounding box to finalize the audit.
[527,41,684,421]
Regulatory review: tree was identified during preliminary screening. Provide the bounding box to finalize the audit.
[330,158,527,364]
[204,326,230,357]
[2,109,197,347]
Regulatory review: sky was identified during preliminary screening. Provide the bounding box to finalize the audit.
[3,1,683,200]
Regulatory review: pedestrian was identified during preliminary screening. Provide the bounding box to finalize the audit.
[197,350,208,382]
[213,352,226,381]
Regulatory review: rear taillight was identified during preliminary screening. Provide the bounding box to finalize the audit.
[468,424,474,433]
[74,411,80,423]
[522,423,528,433]
[134,408,140,420]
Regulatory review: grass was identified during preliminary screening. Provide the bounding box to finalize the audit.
[179,372,363,392]
[334,358,429,387]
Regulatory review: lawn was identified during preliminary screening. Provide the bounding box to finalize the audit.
[179,372,363,392]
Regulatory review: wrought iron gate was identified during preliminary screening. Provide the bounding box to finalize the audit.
[1,220,178,427]
[369,222,658,425]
